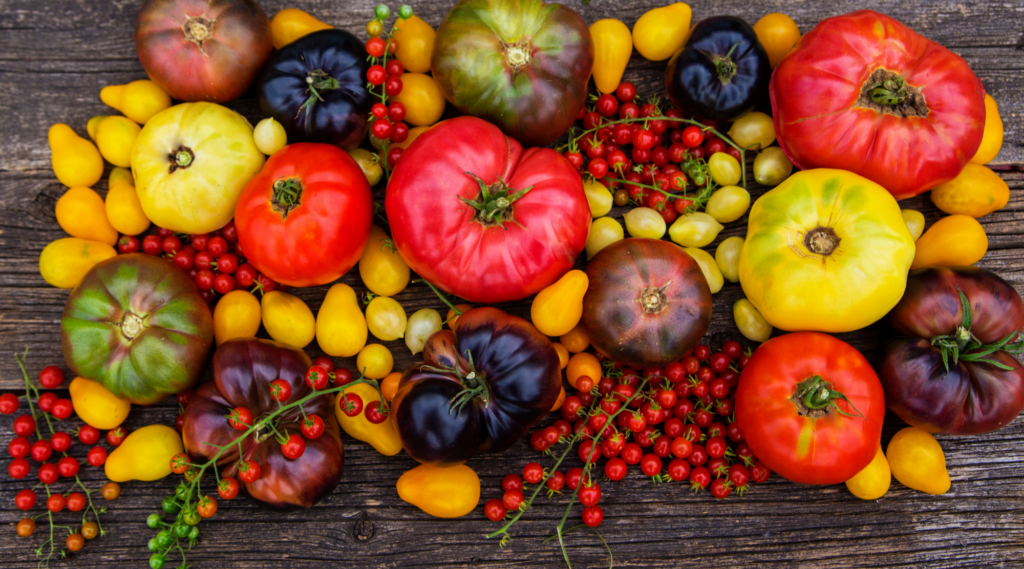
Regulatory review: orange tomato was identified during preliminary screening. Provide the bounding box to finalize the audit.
[567,352,601,390]
[447,304,472,329]
[380,371,403,402]
[550,386,566,412]
[552,342,569,370]
[560,323,590,353]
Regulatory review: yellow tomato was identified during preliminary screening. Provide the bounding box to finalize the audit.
[334,382,402,455]
[393,15,435,73]
[532,270,589,337]
[253,118,287,155]
[550,386,566,412]
[970,94,1003,164]
[359,225,410,296]
[728,111,776,150]
[39,238,116,289]
[584,179,613,218]
[560,323,590,353]
[261,291,315,348]
[48,124,103,188]
[92,116,141,168]
[380,372,403,403]
[682,247,723,294]
[930,163,1009,218]
[733,298,772,343]
[624,207,667,239]
[397,463,480,518]
[753,13,801,68]
[105,168,151,236]
[270,8,331,49]
[912,214,988,270]
[69,377,130,430]
[105,425,183,482]
[705,186,750,223]
[56,187,119,245]
[100,79,171,124]
[586,216,624,259]
[753,147,794,186]
[886,427,950,495]
[845,445,891,500]
[669,212,723,248]
[366,296,408,341]
[567,352,601,389]
[552,343,569,369]
[715,237,744,283]
[708,152,742,186]
[316,283,368,357]
[590,19,632,93]
[357,344,394,379]
[348,148,383,186]
[392,73,446,126]
[901,209,925,241]
[632,3,692,61]
[405,308,442,355]
[214,290,261,345]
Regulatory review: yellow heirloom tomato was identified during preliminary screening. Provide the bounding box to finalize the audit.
[69,377,130,430]
[316,283,368,357]
[105,168,151,236]
[669,212,723,247]
[105,425,183,482]
[359,225,410,296]
[394,15,435,73]
[733,298,772,343]
[886,427,951,495]
[845,445,891,500]
[970,94,1003,164]
[100,79,171,124]
[929,163,1009,218]
[131,102,264,234]
[590,19,632,94]
[348,148,383,186]
[261,290,315,348]
[214,290,262,345]
[39,238,116,289]
[56,187,119,245]
[270,8,331,50]
[48,124,103,188]
[739,169,915,333]
[714,236,744,283]
[392,73,446,126]
[397,463,480,518]
[532,269,588,337]
[334,382,402,456]
[911,214,988,270]
[632,3,692,61]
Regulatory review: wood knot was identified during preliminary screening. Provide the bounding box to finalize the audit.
[353,513,375,541]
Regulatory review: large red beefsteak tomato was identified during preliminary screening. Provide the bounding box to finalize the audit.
[735,332,885,485]
[770,10,985,199]
[234,143,373,287]
[385,117,591,303]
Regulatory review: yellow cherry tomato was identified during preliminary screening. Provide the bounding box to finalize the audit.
[92,116,141,168]
[632,3,692,61]
[349,148,383,186]
[366,296,408,342]
[105,168,151,236]
[733,298,772,343]
[971,94,1003,164]
[213,290,261,345]
[584,179,613,218]
[728,111,776,150]
[359,225,410,296]
[550,386,566,412]
[392,73,445,127]
[560,323,590,353]
[930,163,1009,218]
[397,463,480,518]
[669,212,724,248]
[39,238,116,289]
[753,13,801,68]
[380,372,403,403]
[586,216,624,259]
[69,377,130,430]
[316,283,368,357]
[902,209,925,241]
[56,187,119,245]
[590,19,632,94]
[270,8,331,49]
[261,290,315,348]
[567,352,601,390]
[682,247,723,294]
[708,152,742,186]
[334,382,402,456]
[845,445,891,500]
[356,344,394,379]
[253,118,287,155]
[552,342,569,369]
[715,236,745,283]
[532,270,589,337]
[753,147,794,186]
[704,186,750,223]
[366,20,384,37]
[100,79,171,124]
[624,207,667,239]
[911,214,988,270]
[393,15,435,73]
[105,425,183,482]
[886,427,951,495]
[48,124,103,188]
[406,308,442,355]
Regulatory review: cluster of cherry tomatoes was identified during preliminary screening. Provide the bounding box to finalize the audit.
[364,3,416,170]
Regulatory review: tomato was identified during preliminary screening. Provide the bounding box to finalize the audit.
[55,186,118,246]
[356,344,393,379]
[886,427,950,495]
[431,0,593,146]
[253,117,287,155]
[366,296,408,342]
[771,10,985,199]
[585,217,624,260]
[133,102,264,234]
[583,179,613,218]
[971,94,1003,164]
[753,13,800,68]
[218,477,240,500]
[590,19,632,94]
[735,332,885,485]
[714,237,743,283]
[48,124,103,188]
[740,169,915,333]
[100,79,172,124]
[632,3,691,62]
[235,143,372,286]
[753,147,793,186]
[213,290,261,345]
[269,8,330,49]
[105,425,184,482]
[393,15,435,73]
[136,0,272,103]
[105,168,151,236]
[315,283,368,357]
[845,446,890,500]
[359,225,410,297]
[704,186,749,223]
[88,115,141,169]
[197,495,218,518]
[261,291,316,348]
[39,237,115,289]
[929,164,1009,218]
[911,214,988,270]
[391,73,445,127]
[531,270,588,337]
[707,152,742,186]
[680,247,723,294]
[582,238,712,367]
[624,207,667,239]
[668,212,723,248]
[386,117,591,303]
[69,377,131,430]
[397,463,480,518]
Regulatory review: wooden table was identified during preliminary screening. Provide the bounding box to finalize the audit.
[2,1,1023,567]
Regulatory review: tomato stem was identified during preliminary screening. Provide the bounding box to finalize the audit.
[930,288,1024,371]
[792,375,865,419]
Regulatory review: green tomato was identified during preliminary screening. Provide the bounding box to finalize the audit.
[715,237,744,283]
[253,118,287,156]
[182,508,201,526]
[155,530,173,548]
[669,212,724,248]
[682,247,723,294]
[146,513,162,529]
[188,526,200,541]
[624,207,667,239]
[348,148,383,186]
[173,521,192,538]
[399,5,414,19]
[584,179,613,218]
[734,298,772,342]
[161,496,181,515]
[753,147,793,186]
[586,217,624,260]
[705,186,750,223]
[728,111,776,150]
[708,152,742,187]
[375,4,391,20]
[150,554,165,569]
[147,537,159,552]
[174,484,190,501]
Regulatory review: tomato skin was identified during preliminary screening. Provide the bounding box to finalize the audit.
[235,143,372,287]
[735,332,885,485]
[386,117,591,303]
[770,10,985,199]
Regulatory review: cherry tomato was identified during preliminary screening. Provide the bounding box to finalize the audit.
[39,366,64,389]
[578,482,601,507]
[106,426,126,446]
[8,457,30,479]
[364,401,387,424]
[228,407,253,430]
[58,456,80,478]
[197,495,218,518]
[502,489,524,511]
[237,460,261,483]
[566,467,586,490]
[16,518,35,537]
[51,398,73,420]
[280,433,306,460]
[710,478,732,499]
[619,102,639,120]
[39,463,59,484]
[366,37,386,57]
[67,492,86,512]
[546,470,566,492]
[301,415,325,440]
[218,477,240,500]
[595,93,619,117]
[101,481,120,500]
[0,392,19,414]
[339,392,364,417]
[86,446,107,467]
[750,460,772,483]
[13,415,36,437]
[582,505,604,528]
[689,466,711,491]
[269,379,292,403]
[615,82,636,102]
[49,431,71,453]
[30,440,53,463]
[668,458,691,482]
[522,462,544,485]
[15,489,37,510]
[484,498,507,521]
[47,493,66,512]
[688,444,708,467]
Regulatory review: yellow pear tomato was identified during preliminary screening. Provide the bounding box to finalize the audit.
[560,323,590,353]
[316,283,368,357]
[366,296,408,342]
[590,19,632,93]
[886,427,951,495]
[911,214,988,270]
[929,163,1009,218]
[105,425,183,482]
[39,238,116,289]
[253,118,287,155]
[715,236,744,283]
[261,290,315,348]
[356,344,394,379]
[105,168,151,236]
[392,73,445,126]
[845,445,891,500]
[753,13,801,68]
[214,290,262,345]
[393,15,435,73]
[739,169,915,332]
[586,216,625,259]
[359,225,410,296]
[567,352,601,389]
[632,3,692,61]
[584,179,613,218]
[69,377,130,430]
[682,247,723,294]
[532,269,588,337]
[901,209,925,241]
[669,212,723,248]
[270,8,331,50]
[56,187,119,245]
[100,79,171,124]
[397,463,480,518]
[48,124,103,188]
[334,382,402,456]
[970,94,1003,164]
[91,116,141,168]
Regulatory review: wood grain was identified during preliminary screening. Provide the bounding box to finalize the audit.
[2,0,1024,567]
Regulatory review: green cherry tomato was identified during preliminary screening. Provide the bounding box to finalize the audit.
[399,5,413,19]
[147,538,159,552]
[161,496,181,514]
[146,513,162,529]
[150,554,165,569]
[182,508,201,526]
[375,4,391,20]
[174,484,190,501]
[155,530,173,548]
[173,521,192,538]
[188,526,200,541]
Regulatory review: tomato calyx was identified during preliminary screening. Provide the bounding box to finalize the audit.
[639,281,671,315]
[271,178,303,218]
[298,69,342,119]
[930,288,1024,372]
[802,226,841,257]
[168,146,195,173]
[790,375,865,420]
[859,69,928,118]
[459,172,533,229]
[182,15,215,50]
[504,39,532,72]
[708,42,741,86]
[423,350,491,415]
[120,311,145,340]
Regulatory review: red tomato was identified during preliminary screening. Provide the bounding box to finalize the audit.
[770,10,985,199]
[386,117,591,303]
[235,143,373,286]
[734,332,885,485]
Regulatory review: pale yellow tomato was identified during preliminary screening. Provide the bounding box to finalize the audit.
[901,209,925,241]
[253,118,287,155]
[584,179,613,218]
[405,308,442,355]
[753,147,794,186]
[586,216,624,259]
[669,212,723,247]
[708,152,742,186]
[734,298,772,342]
[705,186,750,223]
[715,237,744,283]
[366,296,408,342]
[348,148,383,186]
[729,111,776,150]
[624,206,667,239]
[356,344,394,379]
[682,247,723,294]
